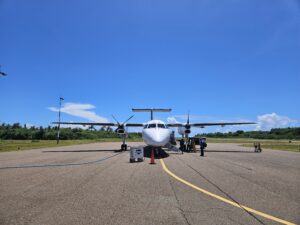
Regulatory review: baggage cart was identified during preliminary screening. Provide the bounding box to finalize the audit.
[130,146,144,163]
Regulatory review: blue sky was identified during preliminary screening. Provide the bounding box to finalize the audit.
[0,0,299,133]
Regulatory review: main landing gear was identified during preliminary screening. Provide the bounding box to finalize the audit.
[121,143,127,151]
[121,136,127,151]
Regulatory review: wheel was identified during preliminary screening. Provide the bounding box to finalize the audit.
[121,144,127,151]
[130,159,134,163]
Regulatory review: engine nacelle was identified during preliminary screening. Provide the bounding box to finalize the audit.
[178,127,191,135]
[185,129,191,134]
[185,125,191,130]
[115,127,125,134]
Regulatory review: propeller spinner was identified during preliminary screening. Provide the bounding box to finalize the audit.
[112,115,134,134]
[185,111,191,134]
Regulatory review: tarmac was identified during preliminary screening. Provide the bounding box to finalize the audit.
[0,142,299,225]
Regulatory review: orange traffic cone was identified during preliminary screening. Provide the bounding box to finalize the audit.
[150,149,156,164]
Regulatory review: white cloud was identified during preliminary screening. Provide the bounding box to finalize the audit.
[256,113,298,131]
[167,116,180,123]
[48,103,109,123]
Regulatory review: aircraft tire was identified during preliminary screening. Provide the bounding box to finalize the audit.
[121,144,127,151]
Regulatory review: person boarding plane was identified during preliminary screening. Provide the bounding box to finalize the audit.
[53,108,255,151]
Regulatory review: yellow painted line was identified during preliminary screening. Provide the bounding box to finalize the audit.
[160,159,296,225]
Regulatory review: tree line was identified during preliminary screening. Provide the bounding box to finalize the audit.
[0,123,142,140]
[1,123,299,140]
[196,127,300,140]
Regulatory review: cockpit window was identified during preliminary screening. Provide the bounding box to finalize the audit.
[145,123,168,129]
[148,124,156,128]
[157,124,166,128]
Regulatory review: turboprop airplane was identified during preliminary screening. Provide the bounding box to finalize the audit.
[53,108,255,151]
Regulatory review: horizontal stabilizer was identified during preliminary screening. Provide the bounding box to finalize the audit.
[132,108,171,112]
[132,108,171,120]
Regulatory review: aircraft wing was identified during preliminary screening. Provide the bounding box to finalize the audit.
[52,122,116,126]
[52,122,144,127]
[167,122,255,127]
[125,123,144,127]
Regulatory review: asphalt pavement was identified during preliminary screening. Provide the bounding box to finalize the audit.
[0,142,299,225]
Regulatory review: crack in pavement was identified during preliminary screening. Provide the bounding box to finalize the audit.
[168,178,192,225]
[0,152,124,170]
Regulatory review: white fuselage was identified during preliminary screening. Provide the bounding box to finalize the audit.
[142,120,171,147]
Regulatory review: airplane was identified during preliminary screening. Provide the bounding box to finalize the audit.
[53,108,255,151]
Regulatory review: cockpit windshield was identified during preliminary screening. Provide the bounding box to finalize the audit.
[144,123,168,129]
[157,124,166,128]
[148,124,156,128]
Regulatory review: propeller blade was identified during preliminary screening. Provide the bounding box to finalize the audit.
[122,115,134,125]
[185,111,191,130]
[91,125,96,130]
[111,114,121,126]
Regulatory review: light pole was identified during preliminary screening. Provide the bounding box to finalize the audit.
[56,97,64,144]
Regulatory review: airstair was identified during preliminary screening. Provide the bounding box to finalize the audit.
[165,143,181,152]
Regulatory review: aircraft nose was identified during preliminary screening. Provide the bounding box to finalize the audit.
[142,129,169,146]
[152,134,164,143]
[152,131,170,144]
[145,131,162,142]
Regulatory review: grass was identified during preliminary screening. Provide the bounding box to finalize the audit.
[1,138,299,153]
[207,138,300,152]
[0,138,143,153]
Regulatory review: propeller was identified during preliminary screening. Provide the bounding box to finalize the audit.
[88,125,96,131]
[185,111,191,133]
[112,115,134,134]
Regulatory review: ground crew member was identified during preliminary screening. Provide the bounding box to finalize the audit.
[254,142,258,152]
[179,138,184,154]
[187,138,191,152]
[199,138,205,157]
[192,139,196,152]
[258,142,262,152]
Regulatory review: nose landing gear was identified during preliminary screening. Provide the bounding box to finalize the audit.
[153,147,164,158]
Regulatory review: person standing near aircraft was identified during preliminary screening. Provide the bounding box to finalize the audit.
[179,138,185,154]
[199,138,205,157]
